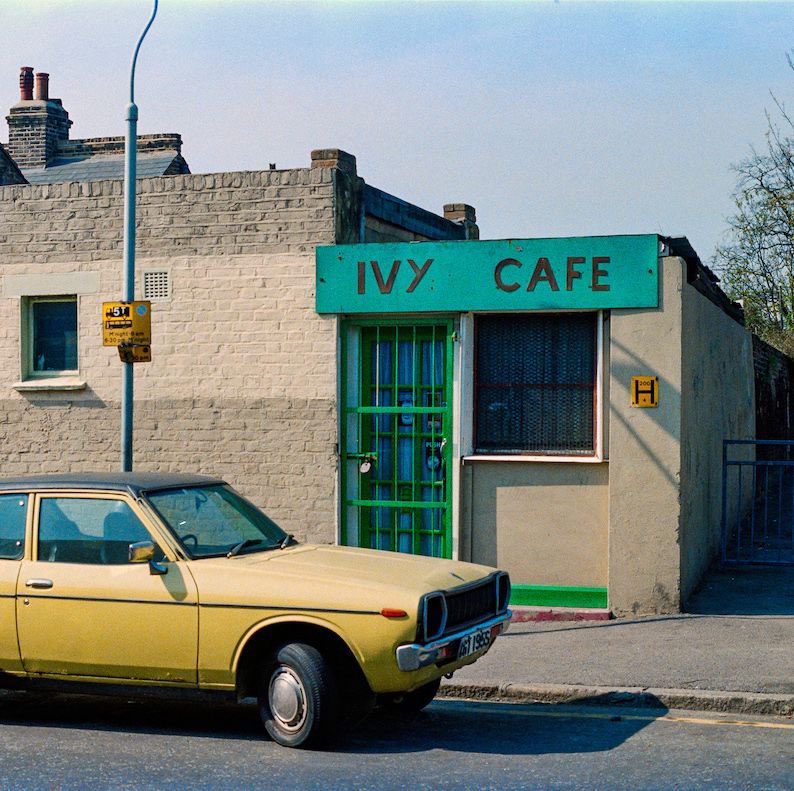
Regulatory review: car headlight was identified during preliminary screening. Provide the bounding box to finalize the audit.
[421,591,448,642]
[496,572,511,613]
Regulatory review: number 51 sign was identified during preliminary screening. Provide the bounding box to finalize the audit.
[102,301,152,348]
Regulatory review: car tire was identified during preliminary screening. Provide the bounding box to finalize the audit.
[381,677,440,714]
[259,642,338,748]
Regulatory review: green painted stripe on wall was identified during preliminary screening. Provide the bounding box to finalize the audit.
[510,585,608,609]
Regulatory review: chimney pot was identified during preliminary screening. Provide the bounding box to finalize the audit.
[34,72,49,101]
[19,67,34,100]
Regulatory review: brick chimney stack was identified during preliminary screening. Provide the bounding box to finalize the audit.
[443,203,479,240]
[6,66,72,169]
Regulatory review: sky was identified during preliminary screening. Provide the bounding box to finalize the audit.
[2,0,793,265]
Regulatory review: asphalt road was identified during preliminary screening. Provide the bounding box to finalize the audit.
[0,692,791,790]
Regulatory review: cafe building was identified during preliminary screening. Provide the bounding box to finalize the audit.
[316,235,755,616]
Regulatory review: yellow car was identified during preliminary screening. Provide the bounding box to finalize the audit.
[0,473,511,747]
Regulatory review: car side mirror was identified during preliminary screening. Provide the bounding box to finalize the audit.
[129,540,168,575]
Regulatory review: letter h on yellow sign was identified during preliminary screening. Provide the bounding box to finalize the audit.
[631,376,659,407]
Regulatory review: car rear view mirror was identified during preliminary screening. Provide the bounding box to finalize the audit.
[129,540,155,563]
[128,540,168,575]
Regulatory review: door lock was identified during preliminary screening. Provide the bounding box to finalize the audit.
[346,452,378,474]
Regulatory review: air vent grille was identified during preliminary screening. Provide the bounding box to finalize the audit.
[143,270,171,300]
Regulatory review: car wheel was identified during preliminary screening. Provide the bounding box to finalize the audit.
[381,677,440,714]
[259,642,337,748]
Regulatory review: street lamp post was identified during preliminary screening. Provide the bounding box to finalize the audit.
[122,0,158,471]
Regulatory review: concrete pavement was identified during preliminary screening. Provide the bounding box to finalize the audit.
[441,566,794,717]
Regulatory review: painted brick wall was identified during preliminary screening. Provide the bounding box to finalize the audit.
[0,168,337,262]
[0,168,340,542]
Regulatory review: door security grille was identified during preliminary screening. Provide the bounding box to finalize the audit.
[341,321,453,558]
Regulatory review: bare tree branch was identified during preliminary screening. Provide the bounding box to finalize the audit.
[713,50,794,352]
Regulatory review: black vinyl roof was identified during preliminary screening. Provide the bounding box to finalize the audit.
[0,472,226,496]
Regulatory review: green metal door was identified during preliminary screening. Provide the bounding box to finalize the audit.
[341,320,453,558]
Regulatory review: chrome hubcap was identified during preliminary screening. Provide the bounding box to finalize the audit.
[269,666,307,732]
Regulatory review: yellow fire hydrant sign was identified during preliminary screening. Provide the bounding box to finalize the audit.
[631,376,658,407]
[102,301,152,362]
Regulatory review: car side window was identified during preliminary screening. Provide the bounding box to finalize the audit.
[38,497,163,565]
[0,494,27,559]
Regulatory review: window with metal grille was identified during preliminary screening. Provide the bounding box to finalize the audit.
[474,313,597,455]
[142,269,171,300]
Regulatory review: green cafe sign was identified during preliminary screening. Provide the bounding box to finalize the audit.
[315,234,660,314]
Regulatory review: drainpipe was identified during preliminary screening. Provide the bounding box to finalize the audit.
[122,0,158,472]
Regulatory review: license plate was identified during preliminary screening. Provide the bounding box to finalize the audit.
[457,626,492,660]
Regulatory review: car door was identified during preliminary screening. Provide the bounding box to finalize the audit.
[0,492,28,673]
[16,492,199,684]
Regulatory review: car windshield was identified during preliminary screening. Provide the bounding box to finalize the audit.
[145,484,290,559]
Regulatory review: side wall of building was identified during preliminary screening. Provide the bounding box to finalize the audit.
[0,169,341,541]
[608,256,684,615]
[679,282,754,603]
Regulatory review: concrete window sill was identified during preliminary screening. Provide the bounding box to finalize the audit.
[13,377,87,392]
[463,454,605,464]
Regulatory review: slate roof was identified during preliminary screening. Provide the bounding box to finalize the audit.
[22,151,186,184]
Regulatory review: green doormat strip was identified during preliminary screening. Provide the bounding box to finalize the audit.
[510,584,608,609]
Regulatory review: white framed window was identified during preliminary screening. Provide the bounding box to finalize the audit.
[470,311,603,459]
[22,295,78,379]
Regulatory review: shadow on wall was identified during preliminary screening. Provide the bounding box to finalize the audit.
[609,335,681,490]
[16,390,106,408]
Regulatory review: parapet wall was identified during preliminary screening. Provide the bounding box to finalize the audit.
[0,167,338,264]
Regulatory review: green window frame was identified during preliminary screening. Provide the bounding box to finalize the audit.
[22,295,78,379]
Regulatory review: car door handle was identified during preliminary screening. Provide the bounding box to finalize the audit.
[25,578,53,589]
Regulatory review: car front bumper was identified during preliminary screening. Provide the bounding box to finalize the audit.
[395,611,512,672]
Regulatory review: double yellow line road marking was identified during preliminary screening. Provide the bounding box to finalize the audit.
[443,701,794,731]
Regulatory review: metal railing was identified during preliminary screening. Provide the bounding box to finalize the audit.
[721,439,794,565]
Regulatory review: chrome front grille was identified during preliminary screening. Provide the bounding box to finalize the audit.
[419,572,510,641]
[445,579,497,631]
